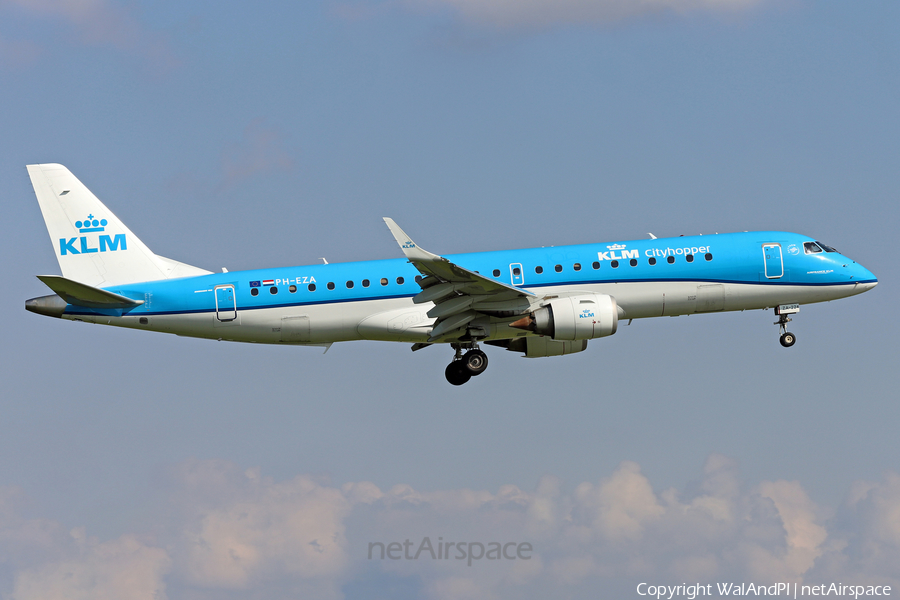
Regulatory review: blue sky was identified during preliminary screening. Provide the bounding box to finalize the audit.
[1,1,898,598]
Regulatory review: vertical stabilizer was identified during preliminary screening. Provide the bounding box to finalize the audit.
[27,164,210,287]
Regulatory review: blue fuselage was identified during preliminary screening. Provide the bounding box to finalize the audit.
[55,231,875,347]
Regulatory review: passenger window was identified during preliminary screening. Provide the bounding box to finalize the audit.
[686,254,694,263]
[555,265,562,272]
[270,286,278,294]
[535,266,543,274]
[327,282,335,290]
[380,278,388,286]
[667,256,675,264]
[513,267,521,276]
[630,259,637,267]
[362,279,370,287]
[705,253,712,261]
[397,277,404,285]
[415,275,422,283]
[289,285,297,293]
[492,269,501,277]
[804,242,823,254]
[648,257,657,265]
[573,263,581,271]
[592,261,600,269]
[611,260,619,268]
[346,281,354,289]
[251,288,259,297]
[308,283,316,292]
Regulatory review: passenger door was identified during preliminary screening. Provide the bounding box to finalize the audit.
[763,244,783,279]
[215,285,237,322]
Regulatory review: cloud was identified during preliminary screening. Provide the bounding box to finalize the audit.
[163,119,296,203]
[759,480,828,575]
[809,472,900,584]
[176,478,350,590]
[0,35,42,68]
[573,460,665,540]
[219,119,297,190]
[354,0,768,28]
[0,0,175,68]
[11,533,171,600]
[1,458,899,599]
[0,486,71,567]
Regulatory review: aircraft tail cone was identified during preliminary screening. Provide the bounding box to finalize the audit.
[510,315,535,331]
[25,294,67,319]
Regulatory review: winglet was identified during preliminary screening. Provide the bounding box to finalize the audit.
[383,218,444,262]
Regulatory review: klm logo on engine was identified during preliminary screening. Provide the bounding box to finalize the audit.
[58,214,127,256]
[597,243,638,261]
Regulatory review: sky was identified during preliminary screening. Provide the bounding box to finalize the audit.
[0,0,898,598]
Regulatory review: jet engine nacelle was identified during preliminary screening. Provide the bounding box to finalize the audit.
[513,294,618,340]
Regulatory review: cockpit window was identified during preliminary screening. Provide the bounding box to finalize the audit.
[803,242,823,254]
[815,241,838,252]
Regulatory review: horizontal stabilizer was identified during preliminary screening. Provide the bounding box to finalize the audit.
[36,275,144,309]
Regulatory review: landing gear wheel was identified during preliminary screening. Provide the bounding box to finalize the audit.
[780,332,796,348]
[774,309,798,348]
[445,361,471,386]
[463,349,489,376]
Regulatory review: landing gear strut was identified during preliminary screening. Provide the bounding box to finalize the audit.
[774,304,799,348]
[444,343,489,385]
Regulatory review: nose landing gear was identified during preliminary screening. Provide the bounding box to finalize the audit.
[444,343,489,385]
[779,330,796,347]
[774,304,799,348]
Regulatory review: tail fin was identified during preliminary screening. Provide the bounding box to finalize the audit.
[27,164,211,287]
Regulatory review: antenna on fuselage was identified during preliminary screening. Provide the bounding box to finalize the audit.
[648,233,657,239]
[320,258,329,265]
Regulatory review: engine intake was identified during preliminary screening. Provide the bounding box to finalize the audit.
[510,294,618,340]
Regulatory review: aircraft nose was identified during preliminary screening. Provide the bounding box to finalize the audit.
[858,264,876,281]
[850,262,877,291]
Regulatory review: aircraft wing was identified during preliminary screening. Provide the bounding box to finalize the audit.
[383,218,534,341]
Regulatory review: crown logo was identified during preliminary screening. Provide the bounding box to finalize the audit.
[75,214,108,233]
[607,243,626,251]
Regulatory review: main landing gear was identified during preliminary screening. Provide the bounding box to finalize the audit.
[445,343,489,386]
[774,304,799,348]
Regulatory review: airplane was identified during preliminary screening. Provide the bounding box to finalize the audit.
[25,164,878,385]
